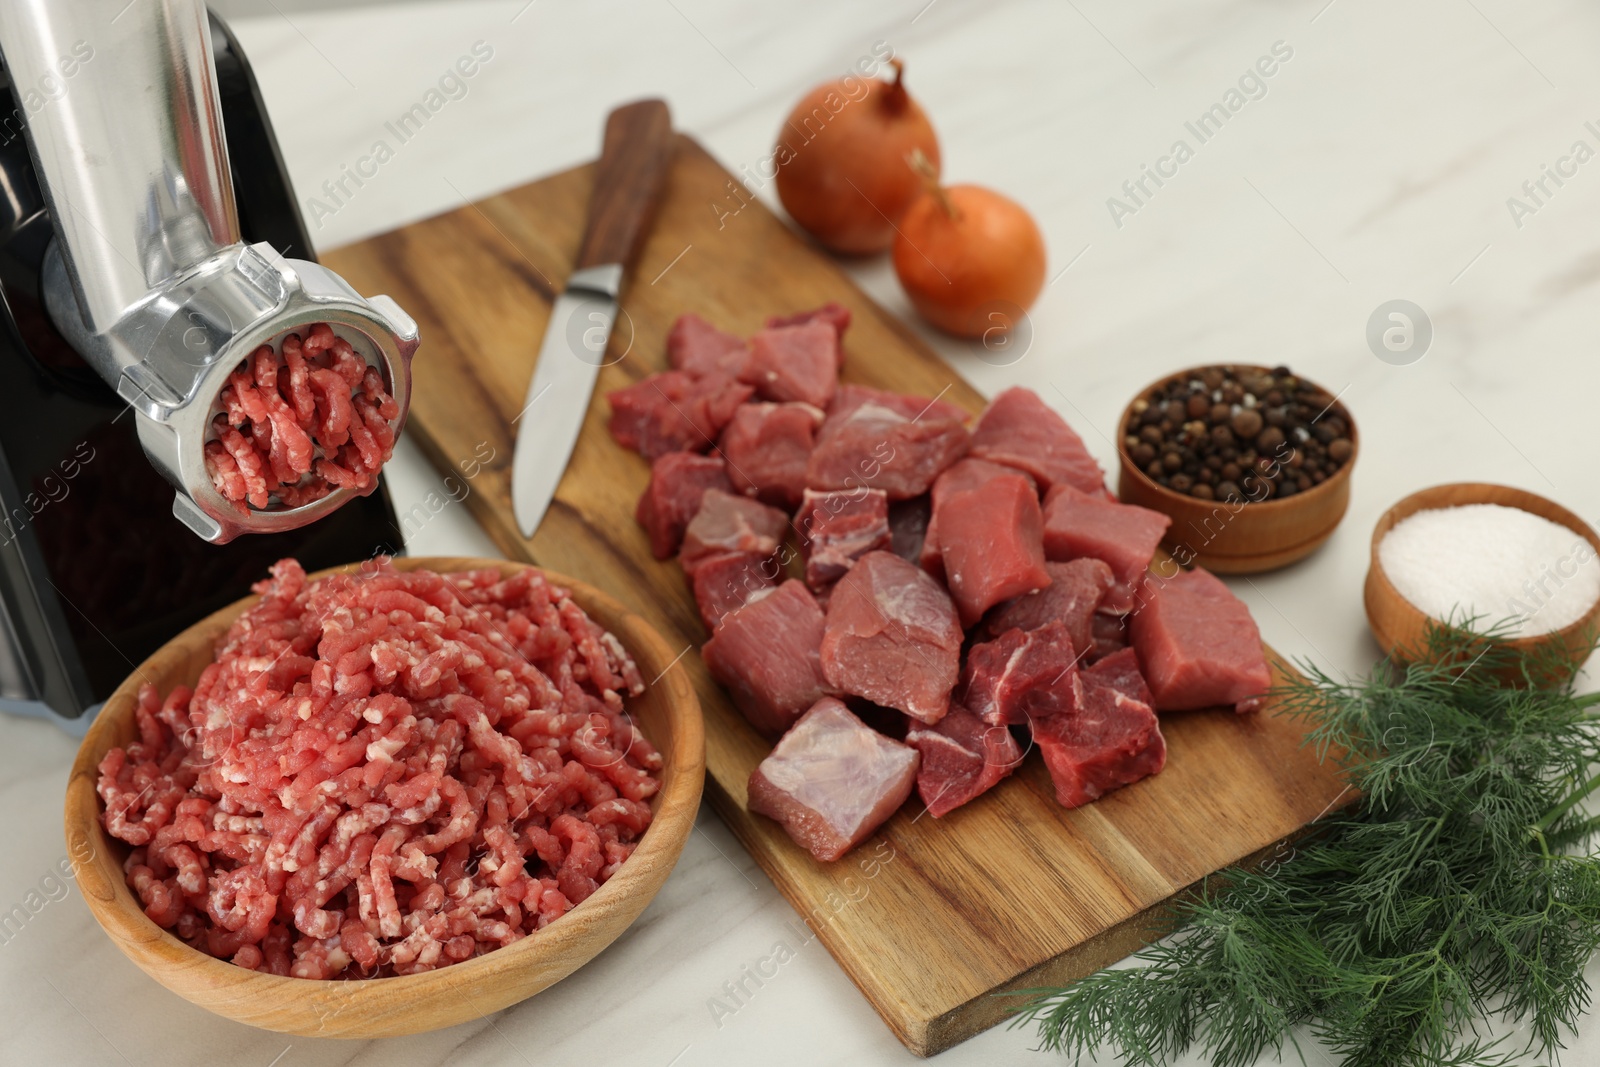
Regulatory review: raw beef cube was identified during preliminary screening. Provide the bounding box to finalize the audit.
[608,370,754,459]
[739,321,840,408]
[820,551,962,724]
[703,580,833,736]
[1082,647,1153,706]
[609,372,683,455]
[635,452,733,559]
[933,457,1039,499]
[690,552,780,631]
[1129,566,1270,713]
[806,402,970,500]
[937,472,1051,626]
[979,559,1115,659]
[828,383,968,424]
[906,705,1022,818]
[921,458,1037,581]
[962,621,1079,726]
[1090,611,1129,663]
[1032,681,1166,808]
[888,496,931,563]
[679,489,788,575]
[970,386,1106,496]
[717,402,823,507]
[767,302,852,339]
[667,312,750,377]
[797,488,891,590]
[747,697,919,862]
[1042,484,1172,615]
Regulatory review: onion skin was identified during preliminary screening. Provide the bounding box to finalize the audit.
[892,184,1047,339]
[774,60,941,256]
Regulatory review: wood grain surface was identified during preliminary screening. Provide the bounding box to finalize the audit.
[65,558,704,1038]
[322,136,1351,1056]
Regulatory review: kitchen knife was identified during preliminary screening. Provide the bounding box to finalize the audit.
[512,98,675,538]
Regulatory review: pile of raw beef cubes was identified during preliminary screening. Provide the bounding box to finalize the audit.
[610,305,1271,862]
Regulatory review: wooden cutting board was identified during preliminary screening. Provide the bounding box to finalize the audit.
[323,136,1350,1056]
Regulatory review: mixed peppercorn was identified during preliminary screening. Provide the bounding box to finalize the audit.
[1122,365,1354,503]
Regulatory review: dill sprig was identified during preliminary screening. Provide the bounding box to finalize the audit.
[1013,622,1600,1067]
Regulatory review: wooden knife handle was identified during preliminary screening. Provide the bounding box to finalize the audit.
[573,99,675,272]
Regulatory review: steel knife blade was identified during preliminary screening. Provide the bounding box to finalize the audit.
[511,267,623,536]
[511,99,674,538]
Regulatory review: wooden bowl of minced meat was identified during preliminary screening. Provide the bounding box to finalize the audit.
[64,556,704,1038]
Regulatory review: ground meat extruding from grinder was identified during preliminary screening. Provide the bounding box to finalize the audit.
[205,323,399,512]
[96,558,659,979]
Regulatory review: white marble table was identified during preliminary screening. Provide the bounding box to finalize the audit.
[6,0,1600,1063]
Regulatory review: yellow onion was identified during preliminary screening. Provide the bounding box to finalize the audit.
[774,59,941,255]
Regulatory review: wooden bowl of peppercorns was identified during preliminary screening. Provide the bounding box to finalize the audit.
[1116,364,1358,574]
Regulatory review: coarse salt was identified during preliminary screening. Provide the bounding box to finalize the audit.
[1378,503,1600,638]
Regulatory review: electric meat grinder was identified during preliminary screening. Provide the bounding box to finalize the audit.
[0,3,420,723]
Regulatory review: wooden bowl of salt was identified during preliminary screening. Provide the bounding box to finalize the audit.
[1365,483,1600,678]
